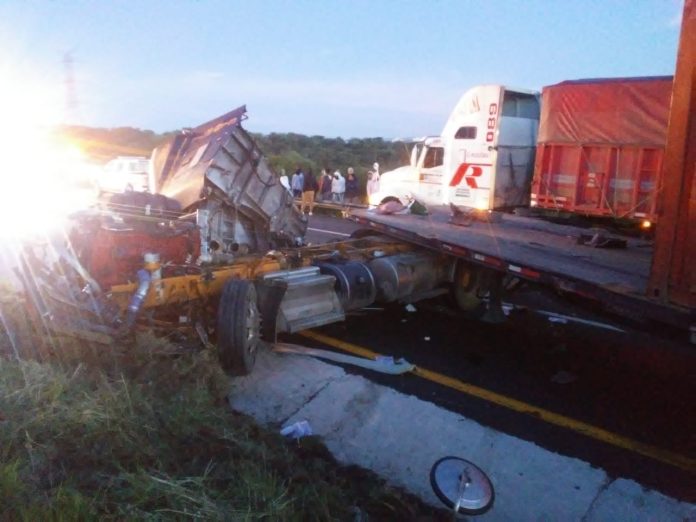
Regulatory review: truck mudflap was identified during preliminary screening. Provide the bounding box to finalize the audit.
[151,105,306,260]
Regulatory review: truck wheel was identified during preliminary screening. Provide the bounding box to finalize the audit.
[217,279,261,376]
[452,264,486,317]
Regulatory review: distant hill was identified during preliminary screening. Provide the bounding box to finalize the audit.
[57,126,409,185]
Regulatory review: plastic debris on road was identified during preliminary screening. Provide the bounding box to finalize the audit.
[405,304,417,313]
[280,420,313,439]
[273,343,415,375]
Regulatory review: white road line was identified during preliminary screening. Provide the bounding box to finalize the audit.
[307,227,351,237]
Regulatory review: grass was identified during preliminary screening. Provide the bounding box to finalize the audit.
[0,295,444,521]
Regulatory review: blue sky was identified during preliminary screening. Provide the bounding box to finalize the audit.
[0,0,683,138]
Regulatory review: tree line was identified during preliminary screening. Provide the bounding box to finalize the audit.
[58,125,410,187]
[252,132,408,187]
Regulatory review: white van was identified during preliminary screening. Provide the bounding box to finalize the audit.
[98,156,151,193]
[370,85,540,210]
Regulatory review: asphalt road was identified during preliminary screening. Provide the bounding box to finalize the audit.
[292,212,696,502]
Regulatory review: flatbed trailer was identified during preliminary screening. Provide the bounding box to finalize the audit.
[348,206,695,334]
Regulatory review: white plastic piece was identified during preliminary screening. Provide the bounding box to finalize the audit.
[280,420,313,439]
[273,343,415,375]
[405,304,417,312]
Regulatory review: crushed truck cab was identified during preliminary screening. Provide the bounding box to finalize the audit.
[15,107,464,376]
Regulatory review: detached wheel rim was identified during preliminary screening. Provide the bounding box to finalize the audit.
[430,456,494,515]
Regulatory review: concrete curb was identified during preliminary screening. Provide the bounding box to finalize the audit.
[229,348,696,521]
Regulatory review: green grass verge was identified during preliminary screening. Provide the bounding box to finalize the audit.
[0,303,443,521]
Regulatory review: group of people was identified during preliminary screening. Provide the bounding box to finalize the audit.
[279,163,381,215]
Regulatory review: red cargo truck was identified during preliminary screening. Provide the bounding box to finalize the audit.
[531,77,673,223]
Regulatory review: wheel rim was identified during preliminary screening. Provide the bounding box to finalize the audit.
[245,291,261,358]
[430,456,494,515]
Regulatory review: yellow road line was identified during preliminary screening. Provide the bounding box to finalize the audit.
[299,330,696,474]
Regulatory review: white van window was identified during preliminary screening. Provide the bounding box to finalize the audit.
[455,126,477,139]
[423,147,444,168]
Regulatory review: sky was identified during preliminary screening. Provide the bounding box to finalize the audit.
[0,0,684,138]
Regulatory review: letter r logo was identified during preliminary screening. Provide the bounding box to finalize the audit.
[449,164,483,187]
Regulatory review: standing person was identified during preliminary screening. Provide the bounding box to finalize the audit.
[345,167,359,205]
[331,169,345,204]
[320,168,332,202]
[301,168,318,215]
[291,167,304,198]
[279,168,291,195]
[367,164,380,204]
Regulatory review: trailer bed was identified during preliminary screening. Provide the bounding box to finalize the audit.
[348,206,692,329]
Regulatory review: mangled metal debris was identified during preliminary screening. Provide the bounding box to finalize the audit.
[151,105,306,262]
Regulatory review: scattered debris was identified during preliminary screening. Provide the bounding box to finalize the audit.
[449,204,503,226]
[501,302,625,333]
[539,310,624,332]
[408,199,429,216]
[551,370,578,385]
[280,420,313,439]
[376,200,407,214]
[273,343,415,375]
[577,232,627,249]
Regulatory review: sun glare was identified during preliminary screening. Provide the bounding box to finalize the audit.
[0,67,95,239]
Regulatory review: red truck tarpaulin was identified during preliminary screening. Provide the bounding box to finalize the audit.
[538,76,673,147]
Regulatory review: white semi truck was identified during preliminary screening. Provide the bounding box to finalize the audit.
[370,85,540,211]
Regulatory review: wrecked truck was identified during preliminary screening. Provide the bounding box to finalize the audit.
[15,106,463,375]
[13,75,695,375]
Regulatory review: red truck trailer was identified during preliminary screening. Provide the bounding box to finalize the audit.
[531,76,673,223]
[648,0,696,313]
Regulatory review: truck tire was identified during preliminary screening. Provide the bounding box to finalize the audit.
[217,279,261,376]
[452,264,486,318]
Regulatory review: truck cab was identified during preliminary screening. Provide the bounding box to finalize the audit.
[370,85,540,210]
[373,136,445,206]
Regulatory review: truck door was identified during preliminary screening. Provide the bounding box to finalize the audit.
[444,86,503,210]
[417,145,445,204]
